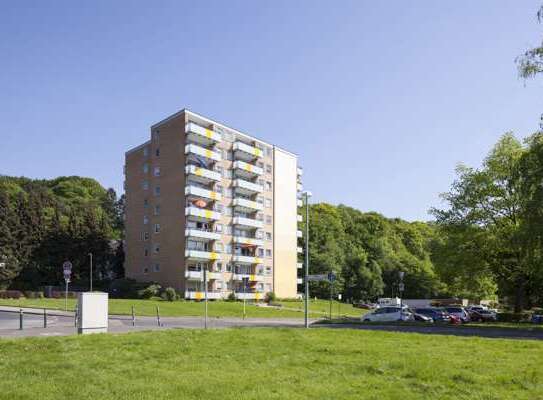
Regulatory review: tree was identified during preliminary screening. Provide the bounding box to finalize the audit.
[517,6,543,79]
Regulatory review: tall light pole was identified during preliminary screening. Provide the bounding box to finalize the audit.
[88,253,93,292]
[398,271,405,315]
[303,191,312,328]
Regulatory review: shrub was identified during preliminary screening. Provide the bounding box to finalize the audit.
[51,291,78,299]
[0,290,23,299]
[162,287,178,302]
[264,291,276,303]
[497,312,532,323]
[23,291,44,299]
[138,284,161,299]
[226,292,237,302]
[108,278,152,299]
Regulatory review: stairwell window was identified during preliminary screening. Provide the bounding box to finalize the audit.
[154,223,160,234]
[143,163,149,173]
[143,215,149,225]
[154,205,160,216]
[154,166,161,177]
[154,243,160,253]
[154,186,160,196]
[266,249,272,258]
[153,263,160,272]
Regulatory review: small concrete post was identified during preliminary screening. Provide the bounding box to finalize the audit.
[19,309,23,330]
[131,305,136,327]
[156,305,161,327]
[43,308,47,328]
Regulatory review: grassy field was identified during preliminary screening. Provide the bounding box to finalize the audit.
[0,328,542,399]
[0,298,341,319]
[276,298,365,318]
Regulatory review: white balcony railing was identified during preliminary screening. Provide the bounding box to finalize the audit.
[233,179,263,194]
[232,236,264,247]
[233,142,263,158]
[297,199,303,207]
[233,216,263,229]
[297,183,303,192]
[185,206,221,221]
[233,197,263,211]
[185,185,222,201]
[235,292,265,300]
[297,230,303,238]
[232,255,263,264]
[185,165,221,182]
[297,278,303,285]
[297,262,303,269]
[233,160,263,175]
[297,214,303,222]
[185,122,222,142]
[185,228,221,241]
[297,167,303,176]
[297,247,303,254]
[185,291,223,300]
[185,270,203,280]
[184,249,220,261]
[185,144,221,162]
[233,273,265,282]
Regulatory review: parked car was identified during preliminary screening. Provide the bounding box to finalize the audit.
[361,306,413,322]
[469,309,497,322]
[413,308,451,323]
[353,302,376,310]
[411,312,434,323]
[445,307,471,323]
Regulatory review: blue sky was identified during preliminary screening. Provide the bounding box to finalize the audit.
[1,1,542,221]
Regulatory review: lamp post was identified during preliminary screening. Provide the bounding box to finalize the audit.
[303,191,312,329]
[88,253,93,292]
[398,271,405,315]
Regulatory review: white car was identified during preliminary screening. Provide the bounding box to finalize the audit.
[361,306,413,322]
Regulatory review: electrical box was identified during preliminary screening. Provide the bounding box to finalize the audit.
[77,292,108,334]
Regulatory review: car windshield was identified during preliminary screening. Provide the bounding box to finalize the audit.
[446,308,463,313]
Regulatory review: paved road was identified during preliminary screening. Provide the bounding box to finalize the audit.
[319,322,543,340]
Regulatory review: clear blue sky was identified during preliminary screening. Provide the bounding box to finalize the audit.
[1,1,543,221]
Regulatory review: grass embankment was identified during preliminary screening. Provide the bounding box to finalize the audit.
[0,298,344,319]
[276,299,365,318]
[1,328,542,399]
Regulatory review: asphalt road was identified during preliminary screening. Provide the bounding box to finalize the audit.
[0,309,74,331]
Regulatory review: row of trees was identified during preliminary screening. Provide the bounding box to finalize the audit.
[0,176,124,290]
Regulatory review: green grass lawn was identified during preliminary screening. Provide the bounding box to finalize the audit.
[276,298,365,318]
[0,328,542,399]
[0,298,329,319]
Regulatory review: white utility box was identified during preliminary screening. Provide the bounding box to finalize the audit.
[77,292,108,334]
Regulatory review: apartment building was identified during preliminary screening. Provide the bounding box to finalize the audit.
[124,109,304,300]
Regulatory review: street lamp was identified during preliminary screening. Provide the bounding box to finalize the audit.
[303,191,312,329]
[398,271,405,313]
[88,253,93,292]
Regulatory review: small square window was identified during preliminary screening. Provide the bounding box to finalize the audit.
[266,164,272,174]
[144,232,150,241]
[266,232,272,240]
[215,224,223,233]
[266,215,272,224]
[265,198,272,208]
[154,186,160,196]
[143,163,149,173]
[258,248,264,257]
[142,181,149,190]
[265,181,272,191]
[154,205,160,216]
[154,243,160,253]
[266,249,272,257]
[144,248,149,257]
[143,147,149,157]
[155,148,160,157]
[143,267,149,274]
[143,215,149,225]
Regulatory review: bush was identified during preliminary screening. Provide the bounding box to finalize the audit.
[497,312,532,323]
[51,291,78,299]
[23,291,44,299]
[0,290,23,299]
[138,284,161,299]
[265,291,276,303]
[108,278,151,299]
[226,292,237,302]
[162,287,178,302]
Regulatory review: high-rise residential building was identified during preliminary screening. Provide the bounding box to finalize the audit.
[123,109,304,300]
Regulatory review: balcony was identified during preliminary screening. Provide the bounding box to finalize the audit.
[233,141,263,160]
[185,291,223,300]
[185,206,221,221]
[185,185,222,201]
[233,273,265,282]
[297,199,303,207]
[297,214,303,222]
[232,236,264,247]
[297,262,303,269]
[185,228,221,241]
[185,143,221,162]
[297,230,303,238]
[186,122,222,144]
[297,182,303,192]
[207,271,222,280]
[185,165,221,183]
[232,255,263,264]
[233,197,263,212]
[233,160,263,177]
[235,292,265,300]
[185,270,203,280]
[297,278,303,285]
[297,247,303,254]
[185,249,220,261]
[297,167,303,176]
[233,178,263,195]
[233,216,263,229]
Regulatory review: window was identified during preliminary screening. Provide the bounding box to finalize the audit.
[215,165,223,175]
[265,181,272,191]
[214,242,223,252]
[143,163,149,173]
[266,249,272,258]
[226,151,233,161]
[256,212,263,221]
[266,164,272,174]
[265,266,272,275]
[266,215,272,225]
[154,223,160,233]
[224,169,233,179]
[264,198,272,208]
[257,161,264,168]
[224,206,232,216]
[257,178,264,186]
[154,205,160,216]
[154,243,160,253]
[258,248,264,257]
[215,204,224,213]
[226,263,233,272]
[144,248,149,257]
[215,185,223,194]
[143,215,149,225]
[215,224,223,233]
[153,130,160,143]
[225,244,232,254]
[143,147,149,157]
[155,148,160,157]
[255,230,263,239]
[142,181,149,190]
[143,232,149,241]
[153,263,160,272]
[154,186,160,196]
[154,166,160,177]
[225,188,232,198]
[144,198,149,208]
[223,132,233,142]
[265,147,272,157]
[216,262,223,271]
[256,196,264,204]
[225,225,232,235]
[266,232,272,241]
[143,267,149,275]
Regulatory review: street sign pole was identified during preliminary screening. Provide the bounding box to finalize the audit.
[204,267,208,329]
[62,261,72,312]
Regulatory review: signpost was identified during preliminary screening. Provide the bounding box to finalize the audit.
[62,261,72,311]
[307,272,338,320]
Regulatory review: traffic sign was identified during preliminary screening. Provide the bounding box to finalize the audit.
[63,261,72,281]
[328,272,337,282]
